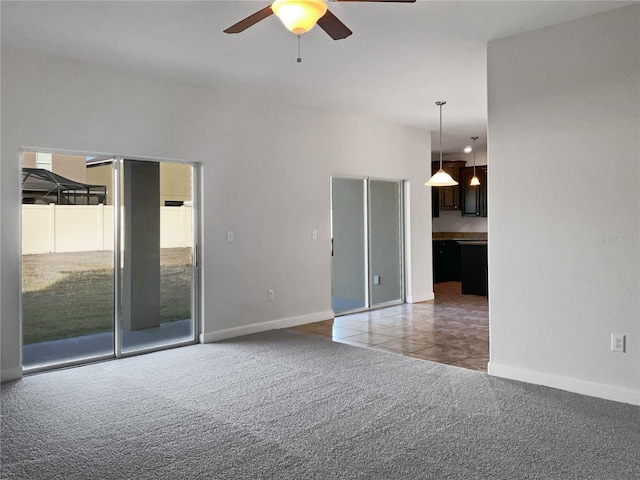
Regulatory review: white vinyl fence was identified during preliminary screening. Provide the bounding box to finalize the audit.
[22,204,192,254]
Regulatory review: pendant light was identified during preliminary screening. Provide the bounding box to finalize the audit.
[469,136,481,186]
[426,101,458,187]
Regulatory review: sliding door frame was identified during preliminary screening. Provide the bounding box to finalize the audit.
[20,150,118,374]
[367,177,406,310]
[113,157,123,358]
[115,155,200,359]
[21,149,201,374]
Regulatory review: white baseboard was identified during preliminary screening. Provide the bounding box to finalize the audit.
[1,367,23,383]
[407,292,435,304]
[488,362,640,406]
[201,310,335,343]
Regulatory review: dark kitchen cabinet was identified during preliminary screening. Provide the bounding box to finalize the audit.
[432,188,439,218]
[460,241,488,296]
[432,240,461,283]
[460,166,487,217]
[431,161,466,212]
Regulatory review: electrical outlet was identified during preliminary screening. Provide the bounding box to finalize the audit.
[268,289,274,301]
[611,334,625,353]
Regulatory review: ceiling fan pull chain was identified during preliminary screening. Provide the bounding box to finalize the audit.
[297,34,302,63]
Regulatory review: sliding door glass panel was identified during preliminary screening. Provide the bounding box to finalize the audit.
[369,180,403,307]
[331,177,367,314]
[120,160,195,354]
[22,153,115,369]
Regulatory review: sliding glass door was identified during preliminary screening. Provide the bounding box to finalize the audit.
[22,153,198,371]
[118,159,196,354]
[22,154,116,367]
[331,177,404,315]
[331,178,368,313]
[369,179,403,308]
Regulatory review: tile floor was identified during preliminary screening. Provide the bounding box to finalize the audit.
[291,281,489,371]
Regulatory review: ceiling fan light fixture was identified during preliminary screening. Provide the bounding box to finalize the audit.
[272,0,327,35]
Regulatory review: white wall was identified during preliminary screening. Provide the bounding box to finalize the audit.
[487,5,640,405]
[0,49,433,380]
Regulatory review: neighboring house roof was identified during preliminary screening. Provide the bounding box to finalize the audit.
[22,168,107,205]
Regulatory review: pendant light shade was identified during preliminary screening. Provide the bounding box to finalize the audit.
[426,101,458,187]
[469,136,480,186]
[272,0,327,35]
[428,169,459,186]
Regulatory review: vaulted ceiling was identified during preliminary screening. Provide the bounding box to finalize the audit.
[1,1,633,153]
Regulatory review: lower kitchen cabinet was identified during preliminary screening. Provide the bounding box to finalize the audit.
[459,242,488,296]
[432,240,461,283]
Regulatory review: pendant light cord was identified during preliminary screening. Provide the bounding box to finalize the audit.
[436,101,446,170]
[472,136,478,176]
[439,103,443,169]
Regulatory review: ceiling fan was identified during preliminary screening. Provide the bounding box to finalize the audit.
[224,0,416,41]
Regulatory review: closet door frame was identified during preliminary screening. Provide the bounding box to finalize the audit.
[331,175,405,316]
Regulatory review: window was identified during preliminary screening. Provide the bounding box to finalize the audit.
[35,152,52,171]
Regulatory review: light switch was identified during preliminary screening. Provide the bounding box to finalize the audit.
[312,229,318,240]
[226,231,234,242]
[373,275,381,285]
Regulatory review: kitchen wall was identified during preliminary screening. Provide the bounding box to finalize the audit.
[488,4,640,405]
[1,48,433,380]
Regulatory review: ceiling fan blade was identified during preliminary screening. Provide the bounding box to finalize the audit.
[223,5,274,34]
[317,10,353,40]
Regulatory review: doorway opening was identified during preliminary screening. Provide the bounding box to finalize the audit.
[21,152,199,372]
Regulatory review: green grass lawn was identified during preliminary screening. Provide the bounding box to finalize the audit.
[22,249,192,345]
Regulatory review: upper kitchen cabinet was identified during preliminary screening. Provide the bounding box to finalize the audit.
[432,187,439,218]
[460,166,487,217]
[432,160,466,211]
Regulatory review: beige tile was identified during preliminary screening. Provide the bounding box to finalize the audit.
[372,325,429,337]
[340,332,398,346]
[315,319,335,327]
[332,317,374,330]
[375,338,436,354]
[407,347,470,364]
[447,354,490,371]
[291,281,489,372]
[331,326,369,339]
[333,337,374,349]
[292,324,328,335]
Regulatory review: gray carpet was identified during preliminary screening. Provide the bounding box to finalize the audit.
[2,330,639,479]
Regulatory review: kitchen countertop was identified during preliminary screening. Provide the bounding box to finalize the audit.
[432,232,487,241]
